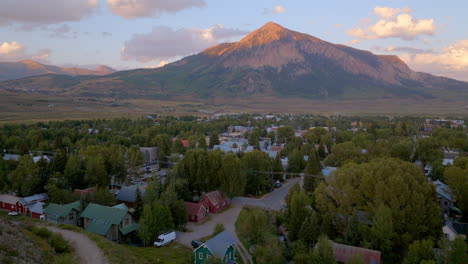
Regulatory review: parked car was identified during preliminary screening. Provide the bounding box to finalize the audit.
[191,240,203,248]
[274,180,282,188]
[8,211,19,216]
[154,231,176,247]
[145,167,152,173]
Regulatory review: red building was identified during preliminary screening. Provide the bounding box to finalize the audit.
[200,190,227,214]
[17,193,48,215]
[0,194,19,211]
[30,202,45,219]
[332,242,381,264]
[185,202,208,223]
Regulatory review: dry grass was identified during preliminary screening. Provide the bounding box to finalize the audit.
[1,90,467,124]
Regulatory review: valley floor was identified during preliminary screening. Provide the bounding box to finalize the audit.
[1,91,467,123]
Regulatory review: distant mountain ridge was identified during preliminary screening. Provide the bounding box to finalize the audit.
[0,60,116,81]
[0,22,467,101]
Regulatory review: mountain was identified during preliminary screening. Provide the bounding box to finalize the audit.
[0,60,116,81]
[0,22,467,100]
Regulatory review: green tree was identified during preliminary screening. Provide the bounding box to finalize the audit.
[209,133,220,149]
[10,155,39,196]
[241,151,272,196]
[288,191,310,241]
[198,135,207,149]
[253,236,285,264]
[86,155,108,187]
[288,149,305,173]
[444,166,468,221]
[160,185,188,228]
[299,211,321,247]
[318,142,326,159]
[91,187,115,206]
[369,204,395,261]
[64,155,85,189]
[278,126,295,143]
[133,188,143,221]
[448,237,468,264]
[315,158,441,258]
[311,236,337,264]
[345,211,363,247]
[153,134,172,162]
[138,203,174,245]
[220,153,244,199]
[237,208,273,245]
[405,239,434,264]
[143,180,162,205]
[45,182,75,204]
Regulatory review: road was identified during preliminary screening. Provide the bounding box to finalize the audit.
[46,226,108,264]
[176,177,301,264]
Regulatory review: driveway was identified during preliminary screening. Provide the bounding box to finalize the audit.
[46,226,108,264]
[176,177,301,264]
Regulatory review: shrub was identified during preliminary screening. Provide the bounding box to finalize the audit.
[49,234,70,254]
[32,227,52,240]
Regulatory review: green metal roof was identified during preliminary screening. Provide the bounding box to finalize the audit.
[44,201,81,221]
[120,223,139,235]
[80,203,129,236]
[86,220,113,236]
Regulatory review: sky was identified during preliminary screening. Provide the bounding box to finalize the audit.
[0,0,467,81]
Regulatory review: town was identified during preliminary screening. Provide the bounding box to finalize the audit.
[0,114,466,263]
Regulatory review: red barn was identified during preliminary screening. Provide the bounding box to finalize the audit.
[17,193,48,215]
[0,194,19,211]
[185,202,208,223]
[332,242,381,264]
[200,190,227,214]
[30,202,45,219]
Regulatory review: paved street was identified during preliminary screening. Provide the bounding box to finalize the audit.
[176,177,301,264]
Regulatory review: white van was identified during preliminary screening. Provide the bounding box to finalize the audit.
[153,231,176,247]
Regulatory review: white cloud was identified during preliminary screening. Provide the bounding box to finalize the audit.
[274,6,286,14]
[121,25,249,63]
[374,6,412,19]
[0,0,98,27]
[106,0,206,19]
[348,6,435,41]
[400,40,468,81]
[0,41,50,63]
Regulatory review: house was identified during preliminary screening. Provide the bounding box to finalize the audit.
[200,190,227,214]
[172,139,189,148]
[185,202,208,223]
[140,147,158,165]
[2,154,20,162]
[116,186,145,208]
[194,230,236,264]
[30,201,45,219]
[332,242,381,264]
[80,203,139,242]
[44,201,82,225]
[32,155,50,163]
[322,167,338,177]
[433,180,455,215]
[16,193,48,215]
[74,187,97,197]
[0,194,19,211]
[443,220,468,241]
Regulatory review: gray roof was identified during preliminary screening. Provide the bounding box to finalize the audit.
[19,193,48,206]
[3,154,20,161]
[204,230,236,258]
[116,186,145,203]
[433,180,453,202]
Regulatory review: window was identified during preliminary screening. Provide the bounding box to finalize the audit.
[199,253,203,259]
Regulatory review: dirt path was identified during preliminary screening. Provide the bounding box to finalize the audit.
[46,226,108,264]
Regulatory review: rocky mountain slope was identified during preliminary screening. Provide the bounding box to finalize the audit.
[0,60,115,81]
[0,22,466,100]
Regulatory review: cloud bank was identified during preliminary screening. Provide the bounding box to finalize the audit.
[121,25,249,63]
[0,41,51,63]
[0,0,98,27]
[348,6,435,41]
[106,0,206,19]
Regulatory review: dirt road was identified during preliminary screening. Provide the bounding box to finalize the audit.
[46,226,108,264]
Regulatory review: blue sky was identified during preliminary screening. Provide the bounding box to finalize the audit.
[1,0,467,80]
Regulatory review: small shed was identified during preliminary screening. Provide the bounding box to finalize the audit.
[185,202,208,223]
[200,190,227,214]
[194,230,236,264]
